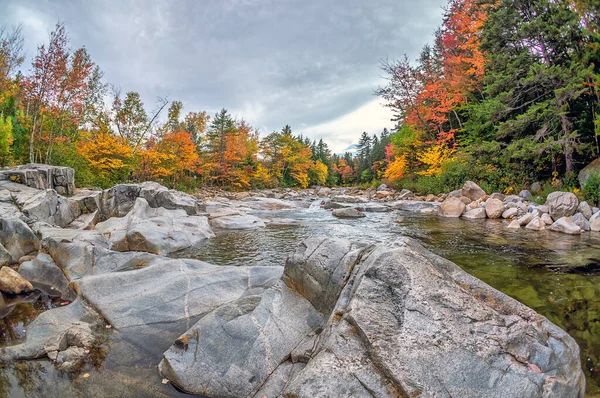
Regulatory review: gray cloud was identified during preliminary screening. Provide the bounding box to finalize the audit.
[1,0,445,144]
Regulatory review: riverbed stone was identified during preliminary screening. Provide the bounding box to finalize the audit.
[397,189,414,200]
[461,181,486,201]
[462,207,487,219]
[541,213,554,225]
[439,197,466,218]
[546,191,579,220]
[210,214,266,229]
[525,216,546,231]
[548,217,582,235]
[387,200,441,214]
[519,189,533,200]
[159,237,585,397]
[572,212,590,231]
[18,253,76,300]
[502,208,519,219]
[507,219,522,229]
[331,195,368,204]
[578,201,593,219]
[332,208,366,218]
[590,212,600,231]
[504,195,521,204]
[95,198,214,256]
[0,266,34,294]
[484,198,504,218]
[490,192,505,200]
[516,212,534,226]
[0,217,39,266]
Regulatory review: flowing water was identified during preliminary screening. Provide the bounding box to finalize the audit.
[1,204,600,396]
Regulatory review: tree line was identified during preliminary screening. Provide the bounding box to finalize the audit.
[378,0,600,195]
[0,23,395,191]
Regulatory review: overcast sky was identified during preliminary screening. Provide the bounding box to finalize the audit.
[1,0,445,152]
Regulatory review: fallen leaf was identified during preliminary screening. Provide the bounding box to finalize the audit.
[162,378,169,384]
[106,324,112,329]
[83,373,90,378]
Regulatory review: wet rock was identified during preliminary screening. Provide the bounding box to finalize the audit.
[0,217,39,266]
[323,201,349,210]
[461,181,486,201]
[548,217,582,235]
[439,197,466,218]
[525,216,546,231]
[546,191,579,220]
[210,214,266,229]
[462,207,486,219]
[541,213,554,225]
[160,237,585,397]
[387,200,441,214]
[484,198,504,219]
[578,201,593,219]
[502,208,519,219]
[18,253,76,300]
[0,164,75,196]
[507,219,522,229]
[0,266,34,294]
[572,212,590,231]
[331,195,368,204]
[332,208,366,218]
[240,197,299,210]
[95,198,214,256]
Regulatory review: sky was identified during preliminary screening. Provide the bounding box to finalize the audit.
[1,0,446,152]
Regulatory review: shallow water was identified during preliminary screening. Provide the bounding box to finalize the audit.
[2,204,600,396]
[193,206,600,396]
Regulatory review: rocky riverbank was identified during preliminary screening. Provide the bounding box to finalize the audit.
[0,164,587,397]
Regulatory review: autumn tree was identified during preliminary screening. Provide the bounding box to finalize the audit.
[77,130,133,186]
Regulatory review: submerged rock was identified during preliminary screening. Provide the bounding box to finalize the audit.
[332,208,366,218]
[159,237,585,397]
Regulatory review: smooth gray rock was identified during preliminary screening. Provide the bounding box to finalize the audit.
[397,189,414,200]
[504,195,521,204]
[376,184,389,191]
[159,237,585,398]
[240,197,299,210]
[332,208,366,218]
[18,253,76,300]
[541,213,554,225]
[572,212,590,231]
[546,191,579,220]
[548,217,582,235]
[490,192,505,200]
[0,217,39,266]
[519,189,533,200]
[387,200,441,214]
[323,201,350,210]
[439,196,466,217]
[138,181,204,215]
[462,207,487,219]
[577,201,593,219]
[210,214,266,229]
[361,204,390,213]
[502,208,519,219]
[99,183,142,218]
[461,181,486,201]
[20,189,78,227]
[95,198,214,256]
[516,212,534,226]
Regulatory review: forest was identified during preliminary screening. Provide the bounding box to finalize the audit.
[0,0,599,195]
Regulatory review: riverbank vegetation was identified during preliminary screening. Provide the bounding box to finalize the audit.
[0,0,599,198]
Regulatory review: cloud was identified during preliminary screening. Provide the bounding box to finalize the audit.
[1,0,446,146]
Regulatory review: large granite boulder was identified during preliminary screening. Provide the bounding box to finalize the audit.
[578,158,600,187]
[546,192,579,220]
[461,181,486,201]
[485,197,505,219]
[439,196,466,217]
[159,237,585,397]
[0,164,75,195]
[18,253,76,300]
[0,217,39,266]
[95,198,214,256]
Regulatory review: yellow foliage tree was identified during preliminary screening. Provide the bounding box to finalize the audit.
[384,155,408,181]
[416,144,454,176]
[77,131,133,183]
[252,163,275,188]
[309,160,328,186]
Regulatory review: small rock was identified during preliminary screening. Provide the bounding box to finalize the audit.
[572,213,590,231]
[490,192,505,200]
[484,198,504,219]
[462,208,487,219]
[541,213,554,225]
[376,184,388,192]
[548,217,582,235]
[516,213,533,226]
[502,208,519,219]
[537,205,549,213]
[507,219,522,229]
[577,201,593,219]
[332,208,366,218]
[0,266,34,294]
[525,217,545,231]
[519,190,533,200]
[459,196,472,204]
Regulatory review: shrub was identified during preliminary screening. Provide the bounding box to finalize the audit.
[582,171,600,206]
